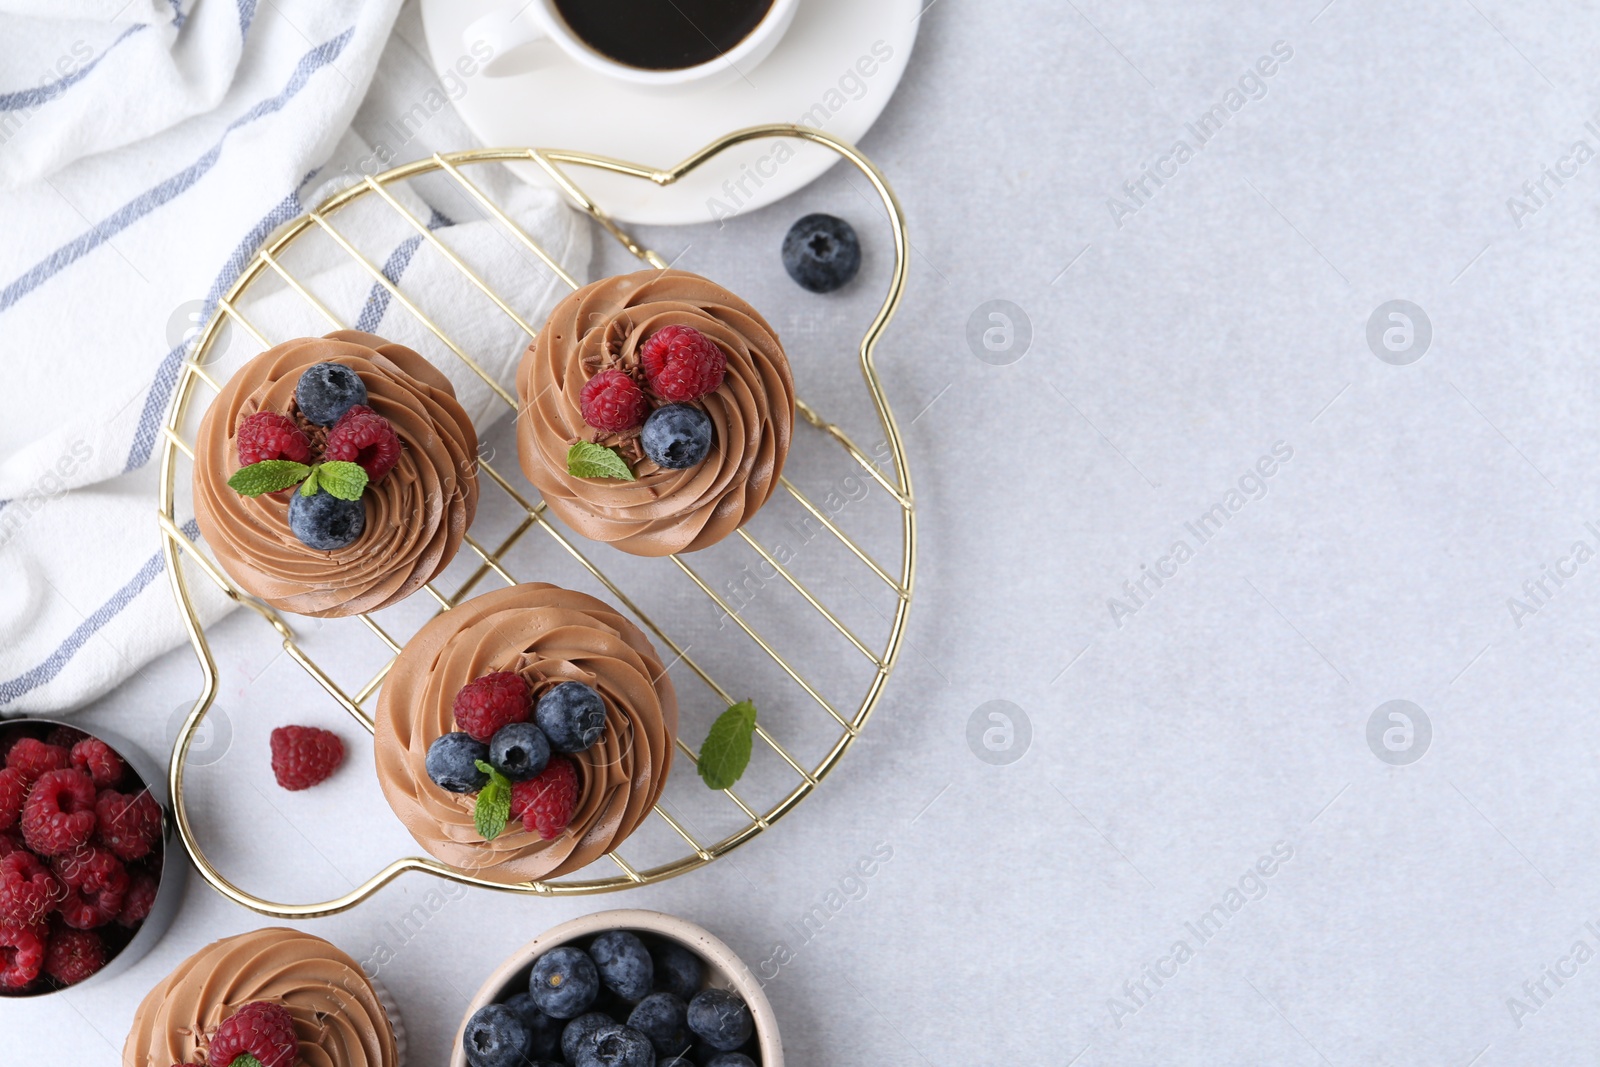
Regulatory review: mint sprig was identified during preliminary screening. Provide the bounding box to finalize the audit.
[233,1056,265,1067]
[567,441,635,481]
[474,760,512,840]
[315,460,369,501]
[697,700,758,790]
[227,460,312,497]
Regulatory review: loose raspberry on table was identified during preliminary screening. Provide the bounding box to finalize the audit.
[510,756,578,840]
[70,738,125,790]
[322,404,401,483]
[6,739,69,787]
[236,411,313,467]
[0,852,60,928]
[43,925,104,985]
[640,324,726,402]
[207,1000,299,1067]
[0,769,27,832]
[21,769,96,856]
[269,726,345,791]
[95,789,162,861]
[580,368,650,433]
[0,922,45,991]
[452,672,531,742]
[118,867,159,927]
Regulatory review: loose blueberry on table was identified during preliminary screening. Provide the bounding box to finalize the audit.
[227,361,404,552]
[566,324,726,482]
[781,213,861,293]
[463,933,762,1067]
[425,672,609,842]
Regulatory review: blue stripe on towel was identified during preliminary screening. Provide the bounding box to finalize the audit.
[354,208,454,332]
[0,25,147,112]
[0,27,354,317]
[0,519,199,708]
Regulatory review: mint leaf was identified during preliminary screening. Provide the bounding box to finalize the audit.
[316,460,369,501]
[567,441,635,481]
[227,460,311,497]
[233,1056,265,1067]
[298,464,322,497]
[697,700,758,790]
[474,760,512,840]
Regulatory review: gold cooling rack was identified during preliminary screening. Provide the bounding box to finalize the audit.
[156,125,913,918]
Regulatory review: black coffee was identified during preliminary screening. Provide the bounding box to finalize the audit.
[552,0,775,71]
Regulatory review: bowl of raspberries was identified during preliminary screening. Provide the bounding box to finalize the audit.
[453,909,780,1067]
[0,719,184,996]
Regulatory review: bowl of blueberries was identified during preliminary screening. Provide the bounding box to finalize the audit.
[454,909,779,1067]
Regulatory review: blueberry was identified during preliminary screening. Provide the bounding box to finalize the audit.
[288,488,365,550]
[781,213,861,293]
[563,1011,616,1063]
[295,362,368,426]
[651,942,703,1002]
[706,1056,756,1067]
[463,1003,530,1067]
[686,990,751,1052]
[575,1024,656,1067]
[628,992,690,1057]
[504,991,564,1060]
[530,945,600,1019]
[425,732,490,793]
[488,722,550,782]
[591,930,653,1002]
[535,682,607,754]
[640,404,712,470]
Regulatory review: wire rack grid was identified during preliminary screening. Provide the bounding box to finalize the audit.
[156,125,914,918]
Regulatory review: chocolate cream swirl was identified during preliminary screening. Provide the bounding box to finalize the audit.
[516,270,794,556]
[374,583,678,884]
[193,332,478,617]
[122,927,399,1067]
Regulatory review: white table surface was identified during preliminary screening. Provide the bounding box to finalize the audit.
[23,2,1600,1065]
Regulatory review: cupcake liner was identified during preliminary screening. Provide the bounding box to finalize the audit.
[369,975,408,1067]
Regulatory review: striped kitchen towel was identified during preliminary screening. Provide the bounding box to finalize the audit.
[0,1,592,715]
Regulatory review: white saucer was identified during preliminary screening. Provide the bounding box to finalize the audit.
[420,0,921,225]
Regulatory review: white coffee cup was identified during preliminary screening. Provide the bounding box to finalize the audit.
[464,0,801,87]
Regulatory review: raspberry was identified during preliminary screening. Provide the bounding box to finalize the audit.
[70,738,125,790]
[21,769,96,856]
[580,368,649,433]
[118,867,160,927]
[236,411,313,466]
[510,757,578,840]
[323,404,402,483]
[0,769,26,832]
[452,672,531,742]
[95,789,162,860]
[207,1000,299,1067]
[0,834,23,858]
[54,846,127,930]
[0,922,45,990]
[640,325,726,402]
[6,739,69,787]
[269,726,345,791]
[45,726,86,749]
[0,852,61,927]
[43,925,104,985]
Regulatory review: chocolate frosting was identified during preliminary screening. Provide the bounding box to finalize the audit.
[374,583,678,884]
[122,927,398,1067]
[516,270,794,556]
[193,331,479,618]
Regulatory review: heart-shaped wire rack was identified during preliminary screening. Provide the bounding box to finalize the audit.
[156,125,913,917]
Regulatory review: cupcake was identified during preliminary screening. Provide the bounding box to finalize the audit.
[374,583,678,884]
[516,269,795,556]
[193,331,479,617]
[122,927,402,1067]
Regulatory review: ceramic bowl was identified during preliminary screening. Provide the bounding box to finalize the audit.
[0,717,188,997]
[452,908,782,1067]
